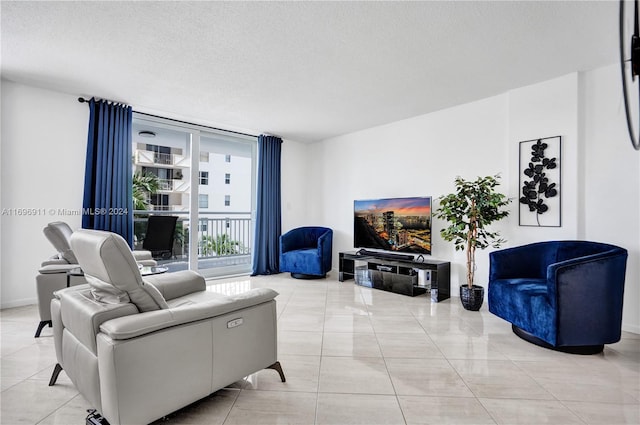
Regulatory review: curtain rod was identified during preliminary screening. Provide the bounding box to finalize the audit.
[77,97,260,139]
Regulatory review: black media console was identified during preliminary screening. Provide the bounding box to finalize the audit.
[338,251,451,302]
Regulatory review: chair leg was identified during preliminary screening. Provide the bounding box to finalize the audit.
[34,320,52,338]
[266,361,286,382]
[49,363,63,386]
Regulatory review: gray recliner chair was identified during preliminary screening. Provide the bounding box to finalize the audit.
[35,222,156,337]
[35,222,86,337]
[49,229,284,425]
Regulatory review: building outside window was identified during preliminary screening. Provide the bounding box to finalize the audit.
[199,194,208,209]
[200,151,209,162]
[150,194,169,211]
[224,195,230,206]
[225,154,231,163]
[225,173,231,184]
[199,171,209,185]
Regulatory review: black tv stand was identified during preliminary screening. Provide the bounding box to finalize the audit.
[355,249,414,262]
[339,251,450,301]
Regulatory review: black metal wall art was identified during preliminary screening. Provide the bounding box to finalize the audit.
[519,136,561,227]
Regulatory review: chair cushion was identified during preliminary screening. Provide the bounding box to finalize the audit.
[100,288,279,340]
[281,248,323,275]
[44,222,78,264]
[71,230,168,312]
[488,278,556,345]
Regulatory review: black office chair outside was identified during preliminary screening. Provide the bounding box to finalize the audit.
[143,216,178,260]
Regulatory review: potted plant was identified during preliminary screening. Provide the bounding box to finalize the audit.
[435,175,510,311]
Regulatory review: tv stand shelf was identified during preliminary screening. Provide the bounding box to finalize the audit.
[339,251,450,302]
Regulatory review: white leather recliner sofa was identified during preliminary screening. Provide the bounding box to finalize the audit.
[35,222,156,337]
[49,229,284,425]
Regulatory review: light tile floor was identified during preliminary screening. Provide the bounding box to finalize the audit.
[1,274,639,424]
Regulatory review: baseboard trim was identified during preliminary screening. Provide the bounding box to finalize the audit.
[622,323,640,335]
[0,297,37,310]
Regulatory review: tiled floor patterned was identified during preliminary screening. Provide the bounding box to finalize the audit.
[1,274,639,424]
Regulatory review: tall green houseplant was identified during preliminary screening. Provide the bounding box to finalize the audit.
[435,175,510,310]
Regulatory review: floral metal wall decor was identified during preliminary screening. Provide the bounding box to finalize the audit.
[519,136,561,227]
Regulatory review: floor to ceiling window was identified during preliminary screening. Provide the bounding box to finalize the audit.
[132,114,257,278]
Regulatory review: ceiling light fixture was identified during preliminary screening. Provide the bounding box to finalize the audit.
[138,130,156,138]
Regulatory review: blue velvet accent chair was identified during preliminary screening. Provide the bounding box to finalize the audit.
[488,241,628,354]
[279,227,333,279]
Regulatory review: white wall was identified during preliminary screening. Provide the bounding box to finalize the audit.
[1,80,88,308]
[311,94,509,290]
[507,73,579,244]
[581,64,640,334]
[312,70,639,334]
[281,137,311,232]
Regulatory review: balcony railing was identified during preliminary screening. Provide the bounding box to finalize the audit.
[156,179,190,193]
[149,204,188,212]
[133,211,252,264]
[157,178,173,191]
[134,150,190,168]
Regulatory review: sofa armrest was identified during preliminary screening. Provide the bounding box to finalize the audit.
[546,249,628,298]
[546,249,627,344]
[318,229,333,271]
[41,257,71,267]
[143,270,205,300]
[132,250,153,261]
[39,263,81,274]
[99,288,278,340]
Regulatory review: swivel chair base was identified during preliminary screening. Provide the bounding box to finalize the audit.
[290,273,326,280]
[512,325,604,355]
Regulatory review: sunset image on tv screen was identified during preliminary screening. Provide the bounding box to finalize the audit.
[354,197,431,254]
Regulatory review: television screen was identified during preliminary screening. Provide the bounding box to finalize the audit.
[354,196,432,255]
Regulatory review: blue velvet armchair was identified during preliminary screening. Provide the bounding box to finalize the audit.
[488,241,628,354]
[279,227,333,279]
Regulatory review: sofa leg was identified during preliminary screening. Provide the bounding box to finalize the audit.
[49,363,63,386]
[34,320,52,338]
[266,361,286,382]
[512,325,604,355]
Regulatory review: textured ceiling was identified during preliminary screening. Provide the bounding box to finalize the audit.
[1,1,620,143]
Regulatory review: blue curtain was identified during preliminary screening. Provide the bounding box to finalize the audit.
[252,134,283,275]
[82,98,134,247]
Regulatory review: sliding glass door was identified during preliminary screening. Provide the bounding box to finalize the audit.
[197,134,256,276]
[132,114,256,277]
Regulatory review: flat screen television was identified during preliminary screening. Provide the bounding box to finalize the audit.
[354,196,432,255]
